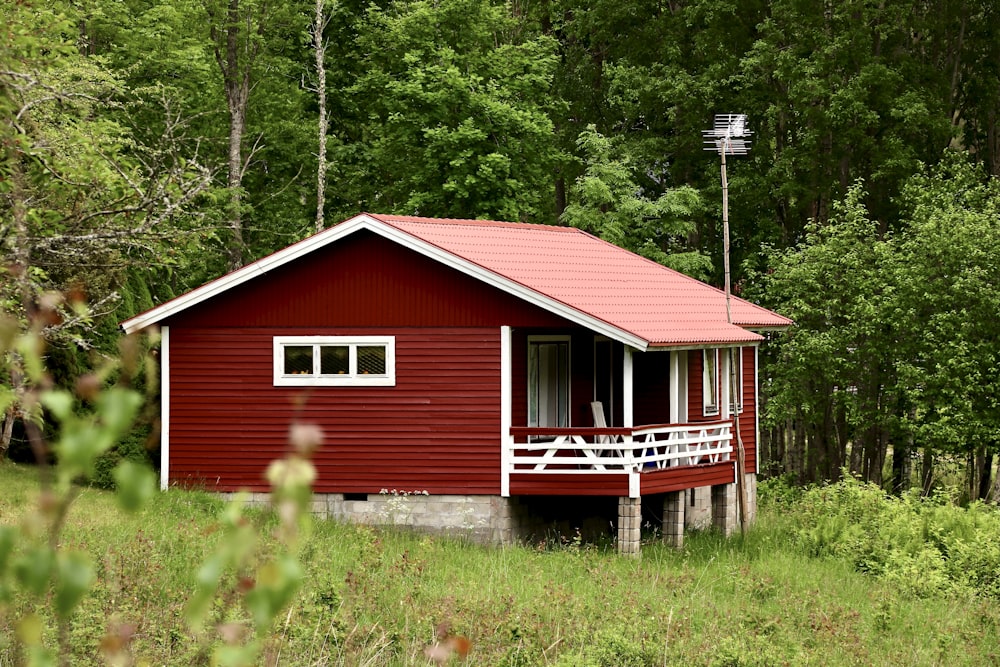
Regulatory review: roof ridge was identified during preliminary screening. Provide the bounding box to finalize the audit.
[368,212,580,232]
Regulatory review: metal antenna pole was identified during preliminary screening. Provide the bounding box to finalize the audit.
[721,143,732,326]
[704,114,751,535]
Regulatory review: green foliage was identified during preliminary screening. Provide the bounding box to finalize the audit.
[891,156,1000,455]
[334,0,563,221]
[561,125,711,278]
[5,466,1000,665]
[91,427,154,491]
[0,301,315,664]
[757,155,1000,486]
[793,475,1000,599]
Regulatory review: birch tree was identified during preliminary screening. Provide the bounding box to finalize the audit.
[311,0,332,233]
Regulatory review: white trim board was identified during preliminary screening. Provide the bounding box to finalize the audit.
[159,325,170,491]
[121,214,652,350]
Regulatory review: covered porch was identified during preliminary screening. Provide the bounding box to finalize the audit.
[499,326,754,554]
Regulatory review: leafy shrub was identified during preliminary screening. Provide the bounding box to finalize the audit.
[91,425,154,490]
[758,473,803,506]
[791,475,1000,598]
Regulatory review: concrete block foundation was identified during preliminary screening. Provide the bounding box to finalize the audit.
[711,483,738,536]
[219,478,757,552]
[662,491,685,548]
[685,485,712,530]
[617,496,641,557]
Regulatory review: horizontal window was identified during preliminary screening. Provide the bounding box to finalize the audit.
[273,336,395,386]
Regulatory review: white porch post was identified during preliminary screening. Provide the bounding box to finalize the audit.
[623,346,634,428]
[160,325,170,491]
[623,346,639,497]
[500,326,512,497]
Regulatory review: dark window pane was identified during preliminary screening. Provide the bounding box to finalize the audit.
[357,346,386,375]
[284,346,313,375]
[320,346,350,375]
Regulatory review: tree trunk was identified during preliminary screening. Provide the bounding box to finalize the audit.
[791,413,806,484]
[226,110,246,272]
[921,447,934,495]
[313,0,329,233]
[992,454,1000,503]
[209,0,263,272]
[978,449,993,501]
[0,406,14,460]
[554,175,566,219]
[969,447,993,500]
[890,434,910,495]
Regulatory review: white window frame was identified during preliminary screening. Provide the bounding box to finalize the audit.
[702,348,719,416]
[527,335,571,429]
[729,347,744,414]
[273,336,395,386]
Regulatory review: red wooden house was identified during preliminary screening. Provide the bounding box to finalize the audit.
[122,213,790,554]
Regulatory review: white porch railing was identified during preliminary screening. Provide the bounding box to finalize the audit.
[504,421,733,498]
[507,421,732,473]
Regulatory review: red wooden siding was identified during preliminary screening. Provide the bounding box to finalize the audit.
[169,327,504,494]
[171,230,571,330]
[640,461,735,494]
[165,231,581,493]
[687,347,758,476]
[509,473,629,496]
[741,348,758,475]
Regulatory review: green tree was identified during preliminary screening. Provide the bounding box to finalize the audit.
[891,156,1000,499]
[0,2,211,459]
[333,0,563,221]
[755,185,896,484]
[560,125,709,277]
[86,0,315,281]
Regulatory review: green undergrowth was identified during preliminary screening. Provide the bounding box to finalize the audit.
[1,463,998,666]
[787,475,1000,600]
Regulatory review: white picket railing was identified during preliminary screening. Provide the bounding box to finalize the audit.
[507,421,733,474]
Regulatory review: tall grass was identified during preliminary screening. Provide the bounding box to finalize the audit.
[2,463,999,666]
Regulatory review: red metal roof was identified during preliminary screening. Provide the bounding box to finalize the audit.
[369,214,790,347]
[122,213,791,347]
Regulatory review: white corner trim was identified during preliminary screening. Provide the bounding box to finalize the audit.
[160,325,170,491]
[500,326,512,498]
[755,346,760,474]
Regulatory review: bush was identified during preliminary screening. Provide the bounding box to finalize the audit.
[791,475,1000,598]
[91,425,155,490]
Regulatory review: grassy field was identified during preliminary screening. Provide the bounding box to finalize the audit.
[1,462,998,666]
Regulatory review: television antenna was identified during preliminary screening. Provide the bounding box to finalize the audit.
[703,113,752,534]
[703,113,752,323]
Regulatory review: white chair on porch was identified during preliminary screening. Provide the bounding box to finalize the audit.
[590,401,622,464]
